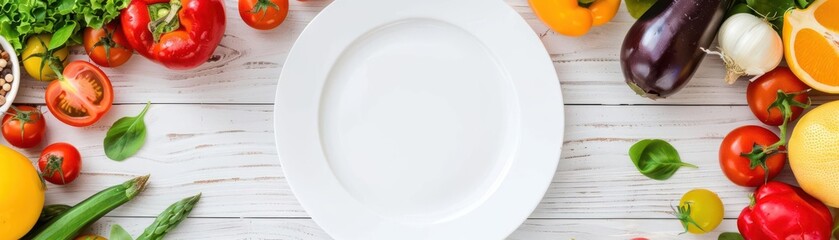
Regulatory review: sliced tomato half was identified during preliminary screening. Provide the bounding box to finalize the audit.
[45,61,114,127]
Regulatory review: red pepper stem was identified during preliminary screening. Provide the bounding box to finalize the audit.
[147,0,183,42]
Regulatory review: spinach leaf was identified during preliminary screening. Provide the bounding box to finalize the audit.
[629,139,697,180]
[104,102,151,161]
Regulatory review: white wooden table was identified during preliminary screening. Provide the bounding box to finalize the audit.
[9,0,829,239]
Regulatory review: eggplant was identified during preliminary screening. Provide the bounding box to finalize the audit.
[621,0,731,99]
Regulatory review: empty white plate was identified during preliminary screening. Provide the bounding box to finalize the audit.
[274,0,564,239]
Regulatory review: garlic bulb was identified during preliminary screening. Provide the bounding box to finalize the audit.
[710,13,783,84]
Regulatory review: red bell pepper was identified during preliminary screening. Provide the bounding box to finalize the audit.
[738,181,833,240]
[121,0,226,70]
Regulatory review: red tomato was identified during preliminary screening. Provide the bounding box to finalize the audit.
[239,0,289,30]
[720,126,786,187]
[45,61,114,127]
[1,105,46,148]
[746,67,810,126]
[38,142,82,185]
[83,22,134,68]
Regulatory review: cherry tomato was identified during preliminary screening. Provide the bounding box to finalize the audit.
[1,105,46,148]
[677,189,724,234]
[239,0,289,30]
[45,61,114,127]
[746,67,809,126]
[38,142,82,185]
[83,22,134,68]
[720,125,786,187]
[75,235,106,240]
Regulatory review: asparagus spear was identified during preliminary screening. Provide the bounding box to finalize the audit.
[136,193,202,240]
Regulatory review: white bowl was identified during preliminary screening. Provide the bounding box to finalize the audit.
[0,36,20,114]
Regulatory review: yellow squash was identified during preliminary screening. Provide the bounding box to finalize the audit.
[0,144,45,239]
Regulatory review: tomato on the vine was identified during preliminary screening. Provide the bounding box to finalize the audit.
[22,34,69,81]
[747,67,810,126]
[38,142,82,185]
[720,125,786,187]
[83,22,133,68]
[239,0,289,30]
[676,189,724,234]
[45,61,114,127]
[1,105,46,148]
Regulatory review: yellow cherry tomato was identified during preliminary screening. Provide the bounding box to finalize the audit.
[75,234,108,240]
[0,144,46,239]
[676,189,724,234]
[528,0,621,36]
[22,34,69,81]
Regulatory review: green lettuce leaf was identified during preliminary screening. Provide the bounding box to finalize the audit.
[0,0,130,53]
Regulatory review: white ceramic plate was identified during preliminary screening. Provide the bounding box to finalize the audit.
[274,0,563,239]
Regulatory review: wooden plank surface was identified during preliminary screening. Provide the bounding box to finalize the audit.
[4,0,818,239]
[83,218,738,239]
[12,0,839,105]
[12,104,781,220]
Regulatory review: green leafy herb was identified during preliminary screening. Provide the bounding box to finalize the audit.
[726,3,754,19]
[48,22,76,50]
[76,0,131,29]
[719,232,745,240]
[629,139,697,180]
[110,225,134,240]
[746,0,794,33]
[796,0,815,8]
[104,102,151,161]
[625,0,658,19]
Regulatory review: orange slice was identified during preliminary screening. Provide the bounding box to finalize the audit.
[783,0,839,93]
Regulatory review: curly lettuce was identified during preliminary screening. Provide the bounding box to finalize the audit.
[0,0,129,53]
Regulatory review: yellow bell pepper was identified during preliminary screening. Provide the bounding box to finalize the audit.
[0,145,45,239]
[529,0,621,36]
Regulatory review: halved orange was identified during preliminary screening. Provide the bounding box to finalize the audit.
[783,0,839,93]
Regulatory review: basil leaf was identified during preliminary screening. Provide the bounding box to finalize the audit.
[110,224,134,240]
[719,232,745,240]
[629,139,697,180]
[625,0,658,19]
[48,22,75,50]
[104,102,151,161]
